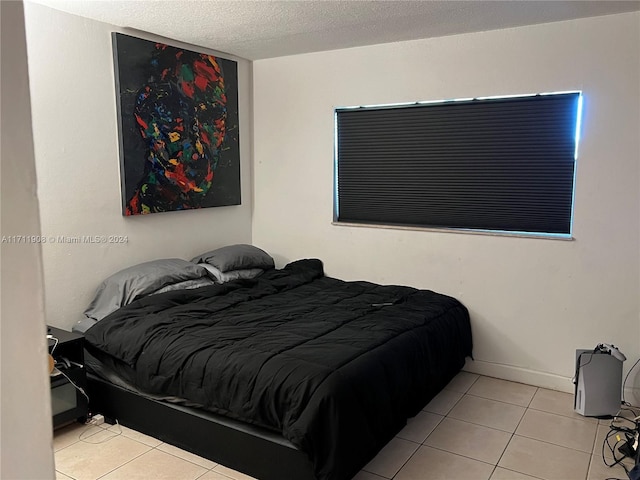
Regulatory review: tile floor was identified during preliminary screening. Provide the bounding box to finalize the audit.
[54,373,636,480]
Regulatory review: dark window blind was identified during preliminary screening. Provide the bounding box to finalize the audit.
[335,93,580,235]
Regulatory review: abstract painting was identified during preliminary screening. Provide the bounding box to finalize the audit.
[112,33,241,215]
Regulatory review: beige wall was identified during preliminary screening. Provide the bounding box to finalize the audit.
[23,3,254,331]
[20,3,640,402]
[253,13,640,400]
[1,1,55,478]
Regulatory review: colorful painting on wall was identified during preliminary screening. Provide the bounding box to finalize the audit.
[112,33,241,216]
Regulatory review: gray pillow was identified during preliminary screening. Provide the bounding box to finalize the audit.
[198,263,263,283]
[190,244,274,273]
[150,277,216,295]
[84,258,208,321]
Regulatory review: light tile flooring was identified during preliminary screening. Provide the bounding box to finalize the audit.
[54,373,636,480]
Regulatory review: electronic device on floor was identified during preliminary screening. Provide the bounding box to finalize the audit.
[574,343,625,417]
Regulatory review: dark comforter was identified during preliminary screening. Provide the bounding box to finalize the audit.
[85,259,472,480]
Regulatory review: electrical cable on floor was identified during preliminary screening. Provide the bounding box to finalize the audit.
[622,357,640,406]
[79,419,122,444]
[600,406,640,480]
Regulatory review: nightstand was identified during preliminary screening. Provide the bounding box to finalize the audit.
[48,326,88,428]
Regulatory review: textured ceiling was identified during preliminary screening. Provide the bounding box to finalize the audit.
[29,0,640,60]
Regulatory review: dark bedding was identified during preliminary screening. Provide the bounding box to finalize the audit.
[85,259,472,480]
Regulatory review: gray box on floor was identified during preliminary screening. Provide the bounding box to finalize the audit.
[574,349,623,417]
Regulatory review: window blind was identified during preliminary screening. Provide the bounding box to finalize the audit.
[335,92,581,235]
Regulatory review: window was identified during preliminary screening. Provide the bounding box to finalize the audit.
[334,92,582,237]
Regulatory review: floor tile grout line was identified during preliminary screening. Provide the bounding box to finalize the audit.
[418,429,512,476]
[487,464,498,480]
[590,455,638,480]
[464,391,536,409]
[92,444,152,480]
[511,410,600,456]
[459,389,516,467]
[361,436,423,478]
[594,420,620,461]
[154,443,219,470]
[501,387,607,479]
[385,395,463,480]
[492,389,534,476]
[55,424,134,480]
[525,387,538,408]
[360,468,387,479]
[195,468,235,480]
[495,431,595,480]
[436,413,523,436]
[422,388,512,470]
[472,374,543,388]
[137,443,232,479]
[57,423,224,479]
[386,439,422,480]
[56,469,80,480]
[511,389,536,435]
[414,442,502,468]
[443,371,480,395]
[60,422,215,480]
[467,376,538,401]
[509,432,594,456]
[394,414,441,444]
[495,464,548,480]
[54,423,108,453]
[491,429,514,472]
[405,384,512,478]
[468,383,601,425]
[465,372,481,392]
[447,387,602,439]
[422,389,466,416]
[585,451,631,480]
[444,411,520,435]
[441,386,468,415]
[526,405,600,425]
[585,453,594,480]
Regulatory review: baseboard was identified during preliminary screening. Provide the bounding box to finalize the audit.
[462,359,574,394]
[462,359,640,409]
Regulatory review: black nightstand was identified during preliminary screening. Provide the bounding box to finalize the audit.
[48,326,88,428]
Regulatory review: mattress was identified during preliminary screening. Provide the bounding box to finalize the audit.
[84,259,472,480]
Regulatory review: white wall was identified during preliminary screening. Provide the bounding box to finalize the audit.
[253,14,640,400]
[24,3,253,331]
[0,1,55,478]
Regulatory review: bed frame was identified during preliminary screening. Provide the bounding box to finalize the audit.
[86,374,316,480]
[82,260,472,480]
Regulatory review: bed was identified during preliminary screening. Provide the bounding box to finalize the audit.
[80,246,472,480]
